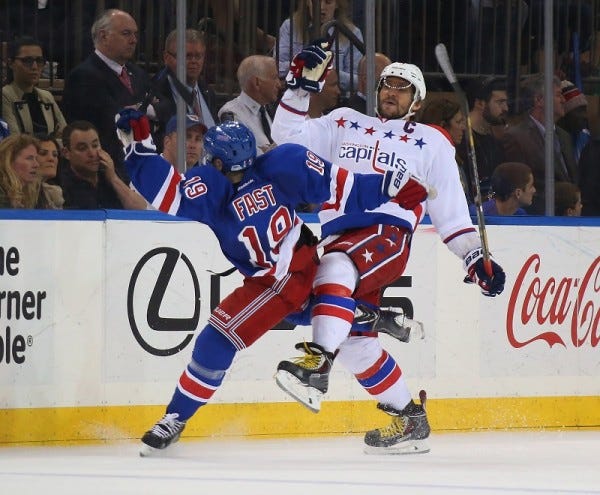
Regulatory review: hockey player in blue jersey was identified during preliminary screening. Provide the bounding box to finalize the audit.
[114,110,433,455]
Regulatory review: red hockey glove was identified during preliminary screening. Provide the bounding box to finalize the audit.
[115,108,154,150]
[383,164,436,210]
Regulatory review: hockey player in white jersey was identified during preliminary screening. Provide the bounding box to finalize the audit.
[272,41,506,454]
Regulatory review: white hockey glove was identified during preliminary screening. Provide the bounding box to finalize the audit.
[463,248,506,297]
[115,108,156,151]
[286,39,333,93]
[383,163,437,210]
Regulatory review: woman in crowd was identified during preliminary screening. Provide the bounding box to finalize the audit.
[2,36,66,137]
[418,97,470,200]
[275,0,363,93]
[36,134,64,209]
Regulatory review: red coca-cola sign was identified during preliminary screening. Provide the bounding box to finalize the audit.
[507,254,600,348]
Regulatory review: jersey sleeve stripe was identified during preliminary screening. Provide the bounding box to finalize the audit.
[279,100,308,116]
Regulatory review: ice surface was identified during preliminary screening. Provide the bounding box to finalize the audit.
[1,430,599,495]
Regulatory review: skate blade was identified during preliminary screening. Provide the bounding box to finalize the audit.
[275,370,323,413]
[139,442,162,457]
[363,438,430,455]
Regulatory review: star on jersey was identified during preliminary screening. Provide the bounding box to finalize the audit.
[399,134,410,142]
[414,138,426,149]
[350,121,361,129]
[383,130,395,139]
[335,117,347,128]
[364,127,376,135]
[361,249,374,263]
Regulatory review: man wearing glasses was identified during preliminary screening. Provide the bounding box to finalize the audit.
[62,8,152,181]
[151,29,218,152]
[2,36,66,137]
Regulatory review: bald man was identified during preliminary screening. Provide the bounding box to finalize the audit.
[346,52,392,114]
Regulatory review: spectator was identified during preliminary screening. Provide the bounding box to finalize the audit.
[578,137,600,216]
[470,162,536,216]
[36,133,64,209]
[275,0,363,94]
[151,29,218,151]
[307,69,341,118]
[458,77,509,199]
[218,55,282,155]
[502,73,576,214]
[554,181,583,216]
[62,9,152,180]
[2,36,66,137]
[418,96,470,201]
[557,80,591,166]
[60,120,146,210]
[0,134,48,209]
[162,114,207,170]
[346,52,391,114]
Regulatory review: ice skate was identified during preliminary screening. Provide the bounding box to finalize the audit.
[364,390,431,455]
[275,342,334,413]
[354,304,424,342]
[139,412,187,457]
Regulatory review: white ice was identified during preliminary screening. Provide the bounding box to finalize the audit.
[1,430,599,495]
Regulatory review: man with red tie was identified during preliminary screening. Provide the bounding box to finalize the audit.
[63,8,152,181]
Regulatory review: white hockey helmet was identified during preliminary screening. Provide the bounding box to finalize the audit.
[376,62,427,119]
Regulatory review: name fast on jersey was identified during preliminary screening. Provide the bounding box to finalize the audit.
[232,184,276,220]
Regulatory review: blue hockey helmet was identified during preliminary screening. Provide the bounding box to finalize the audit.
[203,121,256,173]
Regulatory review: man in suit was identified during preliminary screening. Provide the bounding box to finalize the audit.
[62,9,152,179]
[502,74,576,215]
[151,28,218,152]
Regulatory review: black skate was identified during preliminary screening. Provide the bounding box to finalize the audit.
[354,304,424,342]
[364,390,431,454]
[139,412,187,457]
[275,342,334,413]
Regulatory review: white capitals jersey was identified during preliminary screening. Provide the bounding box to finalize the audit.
[272,89,481,259]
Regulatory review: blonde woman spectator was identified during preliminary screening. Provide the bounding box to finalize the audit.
[0,134,48,209]
[2,37,66,137]
[36,134,64,209]
[275,0,362,93]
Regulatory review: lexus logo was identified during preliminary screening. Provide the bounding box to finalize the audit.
[127,247,200,356]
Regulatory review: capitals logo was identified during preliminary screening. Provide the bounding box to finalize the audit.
[338,142,408,174]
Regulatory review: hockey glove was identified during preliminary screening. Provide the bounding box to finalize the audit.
[115,108,155,150]
[463,247,506,297]
[286,39,333,93]
[383,163,436,210]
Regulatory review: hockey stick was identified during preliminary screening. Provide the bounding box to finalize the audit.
[434,43,493,276]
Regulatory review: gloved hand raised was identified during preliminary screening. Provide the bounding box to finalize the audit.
[115,108,154,150]
[463,248,506,297]
[383,163,437,210]
[286,38,333,93]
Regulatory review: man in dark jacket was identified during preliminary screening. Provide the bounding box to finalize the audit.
[62,9,152,180]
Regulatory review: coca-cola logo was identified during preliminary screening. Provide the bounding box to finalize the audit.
[507,254,600,348]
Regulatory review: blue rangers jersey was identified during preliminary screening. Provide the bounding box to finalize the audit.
[124,142,398,279]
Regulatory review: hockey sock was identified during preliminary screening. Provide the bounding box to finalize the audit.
[166,324,236,421]
[312,288,356,353]
[355,350,412,408]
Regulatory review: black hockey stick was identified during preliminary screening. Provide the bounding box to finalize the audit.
[434,43,493,276]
